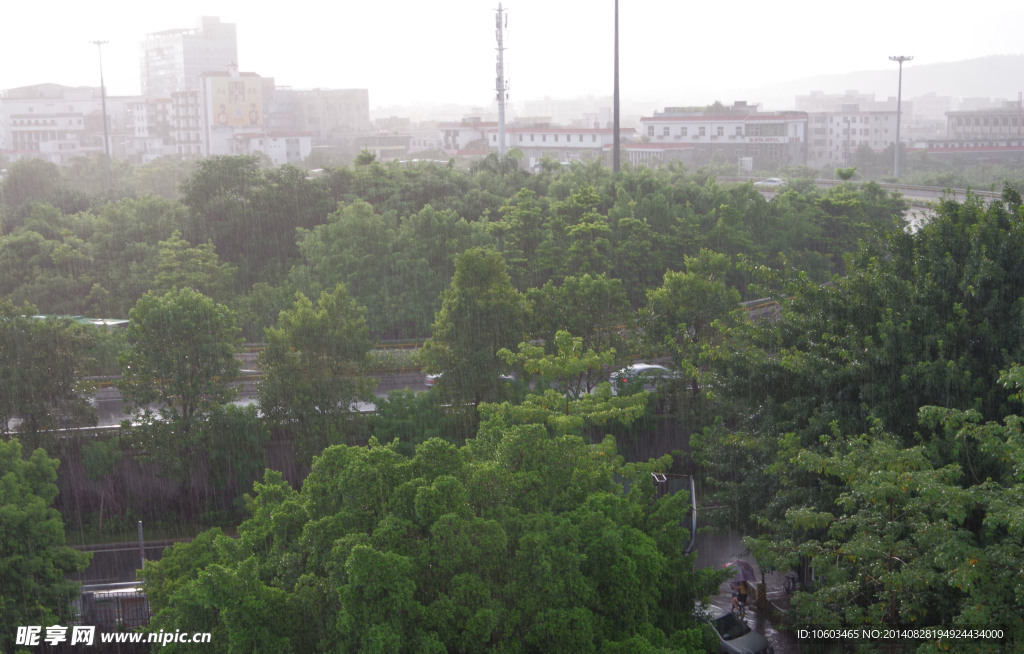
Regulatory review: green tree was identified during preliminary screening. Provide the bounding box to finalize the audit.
[641,250,742,405]
[493,330,649,437]
[491,188,550,289]
[258,283,375,460]
[695,189,1024,643]
[0,302,96,437]
[179,155,263,247]
[0,439,91,652]
[500,330,615,402]
[151,230,238,300]
[118,288,241,439]
[354,148,377,166]
[748,427,973,629]
[420,248,528,407]
[0,158,63,219]
[526,273,635,360]
[834,166,858,182]
[143,430,720,652]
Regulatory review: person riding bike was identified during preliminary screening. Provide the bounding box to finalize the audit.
[731,580,749,614]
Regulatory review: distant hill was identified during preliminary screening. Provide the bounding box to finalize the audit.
[738,55,1024,109]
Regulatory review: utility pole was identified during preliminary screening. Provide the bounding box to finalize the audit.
[612,0,620,173]
[889,55,912,179]
[495,4,507,159]
[91,40,112,188]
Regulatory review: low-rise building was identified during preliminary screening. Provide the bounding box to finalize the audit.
[639,103,807,169]
[486,124,627,168]
[0,84,134,164]
[946,103,1024,141]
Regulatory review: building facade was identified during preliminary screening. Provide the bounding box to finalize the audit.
[140,16,238,99]
[638,104,808,169]
[946,103,1024,141]
[0,84,134,164]
[197,70,311,165]
[488,125,625,168]
[291,89,371,139]
[806,109,898,169]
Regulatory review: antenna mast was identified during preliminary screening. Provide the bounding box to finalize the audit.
[495,4,508,157]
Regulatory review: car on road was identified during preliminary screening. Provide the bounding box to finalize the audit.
[609,363,676,395]
[697,604,774,654]
[425,372,515,387]
[753,177,785,188]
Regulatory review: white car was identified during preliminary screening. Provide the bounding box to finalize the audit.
[609,363,676,395]
[753,177,785,188]
[425,372,514,387]
[697,604,774,654]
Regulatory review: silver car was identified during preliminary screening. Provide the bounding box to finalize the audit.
[608,363,676,395]
[698,604,774,654]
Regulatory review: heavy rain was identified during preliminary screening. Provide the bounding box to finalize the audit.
[2,2,1024,653]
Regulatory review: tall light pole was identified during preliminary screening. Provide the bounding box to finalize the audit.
[495,3,507,159]
[889,55,912,179]
[612,0,620,173]
[91,40,112,187]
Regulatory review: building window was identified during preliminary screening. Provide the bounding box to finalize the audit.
[554,134,558,142]
[647,125,654,137]
[699,126,706,136]
[519,134,523,141]
[542,135,546,142]
[592,135,597,142]
[735,126,743,136]
[716,126,724,137]
[662,126,670,136]
[530,134,535,141]
[680,126,688,136]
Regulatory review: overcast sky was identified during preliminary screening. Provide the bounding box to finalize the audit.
[4,0,1022,111]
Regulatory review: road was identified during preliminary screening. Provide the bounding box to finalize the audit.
[697,530,801,653]
[85,375,809,649]
[91,371,429,427]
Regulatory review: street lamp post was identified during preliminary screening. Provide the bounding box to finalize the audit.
[889,55,913,179]
[91,40,112,187]
[612,0,620,174]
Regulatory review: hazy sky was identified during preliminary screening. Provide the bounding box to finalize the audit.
[4,0,1022,111]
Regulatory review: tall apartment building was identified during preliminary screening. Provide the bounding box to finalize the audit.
[140,16,238,99]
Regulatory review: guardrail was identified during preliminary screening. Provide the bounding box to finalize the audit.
[721,176,1003,200]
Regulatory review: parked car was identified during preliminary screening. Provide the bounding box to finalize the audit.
[697,604,774,654]
[609,363,676,395]
[753,177,785,188]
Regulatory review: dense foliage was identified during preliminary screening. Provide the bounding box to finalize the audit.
[0,303,96,437]
[1,156,908,340]
[693,186,1024,647]
[143,431,719,653]
[9,152,1024,650]
[258,283,376,461]
[0,439,90,651]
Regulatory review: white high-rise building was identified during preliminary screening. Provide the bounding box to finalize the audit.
[140,16,238,99]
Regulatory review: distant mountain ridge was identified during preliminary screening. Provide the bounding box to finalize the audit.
[742,55,1024,109]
